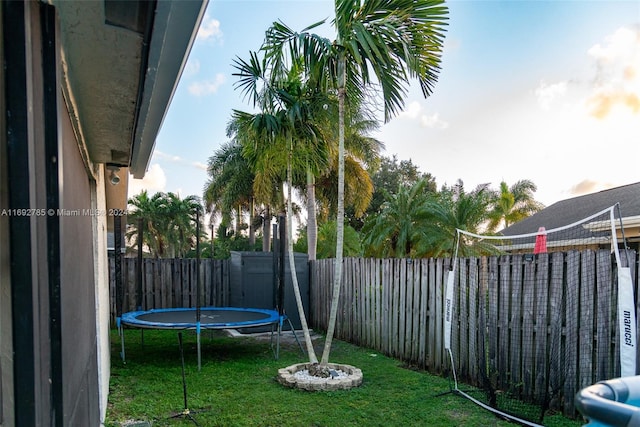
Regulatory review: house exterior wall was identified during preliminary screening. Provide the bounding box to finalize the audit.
[92,165,110,423]
[59,98,101,425]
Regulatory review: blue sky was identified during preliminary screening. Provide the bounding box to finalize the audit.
[129,0,640,212]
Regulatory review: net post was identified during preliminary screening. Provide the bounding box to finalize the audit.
[136,218,144,311]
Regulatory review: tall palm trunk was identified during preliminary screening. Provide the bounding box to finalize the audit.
[287,142,318,364]
[249,197,256,248]
[235,205,242,236]
[262,205,271,251]
[321,57,346,365]
[306,168,318,261]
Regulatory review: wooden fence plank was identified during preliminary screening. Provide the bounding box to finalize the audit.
[509,255,523,395]
[382,258,391,355]
[468,257,479,384]
[458,258,469,378]
[534,254,550,402]
[477,257,488,387]
[375,259,382,352]
[359,258,366,347]
[564,251,580,416]
[498,255,522,391]
[547,252,565,407]
[418,259,428,368]
[392,259,401,357]
[522,256,536,400]
[427,258,436,370]
[399,259,407,359]
[579,251,596,391]
[596,250,612,382]
[411,260,421,363]
[434,258,444,372]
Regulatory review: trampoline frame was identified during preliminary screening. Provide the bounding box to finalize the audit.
[121,306,282,330]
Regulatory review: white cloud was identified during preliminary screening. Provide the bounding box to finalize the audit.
[588,27,638,64]
[154,150,208,172]
[194,162,208,171]
[128,164,166,198]
[535,81,568,110]
[188,73,227,96]
[586,27,640,119]
[568,179,617,197]
[197,15,223,43]
[154,150,182,162]
[184,59,201,77]
[399,101,449,129]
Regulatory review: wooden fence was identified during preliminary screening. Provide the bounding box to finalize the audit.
[108,258,230,323]
[309,250,639,418]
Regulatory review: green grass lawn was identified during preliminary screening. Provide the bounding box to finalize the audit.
[106,329,584,427]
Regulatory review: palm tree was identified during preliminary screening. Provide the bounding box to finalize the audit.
[416,181,498,258]
[263,0,448,368]
[313,107,384,226]
[232,53,334,365]
[303,98,384,261]
[203,141,256,241]
[361,178,432,258]
[166,193,202,257]
[128,191,202,258]
[487,180,545,232]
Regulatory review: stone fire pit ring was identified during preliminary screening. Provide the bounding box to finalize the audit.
[277,363,363,391]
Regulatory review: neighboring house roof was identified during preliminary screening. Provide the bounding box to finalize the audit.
[501,182,640,236]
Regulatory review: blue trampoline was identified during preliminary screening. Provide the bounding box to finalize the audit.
[118,306,293,367]
[121,307,281,330]
[115,212,301,369]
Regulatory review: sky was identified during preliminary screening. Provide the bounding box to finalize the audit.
[129,0,640,213]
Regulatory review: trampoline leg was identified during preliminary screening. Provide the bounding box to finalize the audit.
[196,321,202,371]
[197,331,202,372]
[286,317,304,355]
[270,323,278,360]
[119,325,126,363]
[276,321,281,360]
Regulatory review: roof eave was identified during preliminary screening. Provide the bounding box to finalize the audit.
[129,0,207,179]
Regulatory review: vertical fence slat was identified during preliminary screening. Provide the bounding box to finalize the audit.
[579,251,596,391]
[382,259,391,356]
[468,257,479,383]
[596,250,612,381]
[434,258,444,372]
[548,252,565,407]
[564,251,580,416]
[477,257,489,387]
[427,258,436,370]
[375,259,382,352]
[458,258,469,378]
[498,255,510,390]
[419,259,428,368]
[522,257,536,400]
[399,259,407,359]
[534,254,549,403]
[509,255,523,394]
[411,260,421,363]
